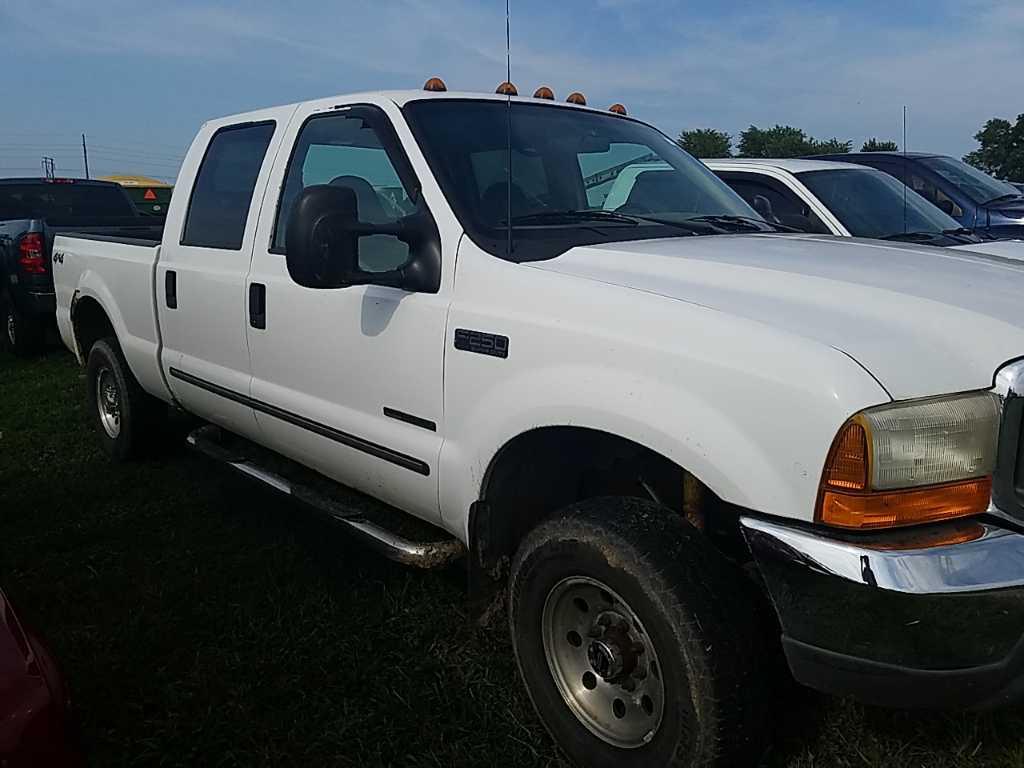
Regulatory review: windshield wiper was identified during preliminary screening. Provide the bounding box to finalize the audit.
[881,230,944,241]
[507,209,709,235]
[981,192,1024,206]
[686,214,800,233]
[507,210,640,226]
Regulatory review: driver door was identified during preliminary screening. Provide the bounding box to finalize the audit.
[245,100,450,523]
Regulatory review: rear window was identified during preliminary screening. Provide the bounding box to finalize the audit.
[182,122,275,250]
[0,183,136,222]
[124,186,173,217]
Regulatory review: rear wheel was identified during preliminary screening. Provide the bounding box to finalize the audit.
[1,293,42,357]
[509,497,771,768]
[85,338,165,460]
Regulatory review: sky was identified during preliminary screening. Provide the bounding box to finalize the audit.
[1,0,1021,183]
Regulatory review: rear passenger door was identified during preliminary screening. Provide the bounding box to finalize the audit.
[157,114,291,440]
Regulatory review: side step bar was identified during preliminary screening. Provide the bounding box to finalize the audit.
[186,426,465,569]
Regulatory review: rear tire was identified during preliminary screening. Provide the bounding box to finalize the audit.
[508,497,772,768]
[85,337,165,460]
[1,293,42,357]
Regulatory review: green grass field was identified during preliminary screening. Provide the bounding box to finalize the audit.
[3,349,1024,767]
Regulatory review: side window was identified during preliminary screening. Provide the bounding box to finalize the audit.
[274,111,416,273]
[182,122,275,250]
[720,174,830,234]
[878,164,964,219]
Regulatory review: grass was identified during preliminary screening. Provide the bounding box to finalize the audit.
[2,348,1024,767]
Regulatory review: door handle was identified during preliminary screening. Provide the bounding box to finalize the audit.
[165,270,177,309]
[249,282,266,329]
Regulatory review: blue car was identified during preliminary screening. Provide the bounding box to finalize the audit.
[805,152,1024,239]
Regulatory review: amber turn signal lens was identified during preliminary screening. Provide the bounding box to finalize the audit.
[609,103,627,115]
[822,421,868,491]
[820,477,992,530]
[566,91,587,105]
[496,81,518,96]
[533,86,555,100]
[423,77,447,92]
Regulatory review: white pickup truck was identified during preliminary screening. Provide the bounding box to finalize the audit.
[53,85,1024,768]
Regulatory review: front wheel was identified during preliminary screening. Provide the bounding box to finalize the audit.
[509,497,772,768]
[85,338,164,460]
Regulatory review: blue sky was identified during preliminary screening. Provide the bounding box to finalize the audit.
[1,0,1021,182]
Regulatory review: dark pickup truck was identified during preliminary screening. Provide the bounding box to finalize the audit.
[1,178,163,356]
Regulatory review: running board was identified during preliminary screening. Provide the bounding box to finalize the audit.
[186,425,465,569]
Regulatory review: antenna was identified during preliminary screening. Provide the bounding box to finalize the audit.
[902,105,907,234]
[505,0,513,260]
[82,133,90,179]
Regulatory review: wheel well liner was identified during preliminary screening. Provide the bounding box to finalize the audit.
[70,295,115,360]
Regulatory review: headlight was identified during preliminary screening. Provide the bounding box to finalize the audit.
[817,392,1000,529]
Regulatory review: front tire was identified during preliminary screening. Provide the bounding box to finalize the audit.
[85,338,164,460]
[509,497,771,768]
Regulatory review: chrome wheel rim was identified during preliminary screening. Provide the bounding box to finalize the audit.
[96,367,121,438]
[541,576,665,748]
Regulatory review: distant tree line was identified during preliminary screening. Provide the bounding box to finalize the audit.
[676,126,897,159]
[963,115,1024,182]
[676,115,1024,182]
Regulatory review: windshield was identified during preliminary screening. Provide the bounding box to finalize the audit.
[919,156,1020,205]
[0,182,136,222]
[797,167,960,238]
[403,99,759,261]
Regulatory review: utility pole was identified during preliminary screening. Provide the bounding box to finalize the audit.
[82,133,90,179]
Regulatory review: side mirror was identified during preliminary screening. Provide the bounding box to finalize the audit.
[285,185,359,289]
[285,184,441,293]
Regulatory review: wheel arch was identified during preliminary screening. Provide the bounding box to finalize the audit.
[70,293,117,363]
[465,422,752,619]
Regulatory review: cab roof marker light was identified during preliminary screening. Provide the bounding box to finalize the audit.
[423,77,447,92]
[566,92,587,105]
[533,86,555,100]
[496,81,518,96]
[609,103,627,115]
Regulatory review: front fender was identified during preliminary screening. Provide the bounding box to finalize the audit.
[439,346,887,536]
[438,244,891,534]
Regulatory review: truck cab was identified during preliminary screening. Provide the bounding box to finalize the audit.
[52,86,1024,768]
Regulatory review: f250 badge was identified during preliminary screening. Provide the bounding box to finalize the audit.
[454,328,509,359]
[52,251,64,265]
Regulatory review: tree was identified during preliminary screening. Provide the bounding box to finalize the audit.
[736,125,852,158]
[738,125,810,158]
[810,137,854,155]
[861,138,899,152]
[964,115,1024,181]
[676,128,732,158]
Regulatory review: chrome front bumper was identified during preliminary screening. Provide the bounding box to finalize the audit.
[741,515,1024,709]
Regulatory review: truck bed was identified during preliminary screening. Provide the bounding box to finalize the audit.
[52,232,170,403]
